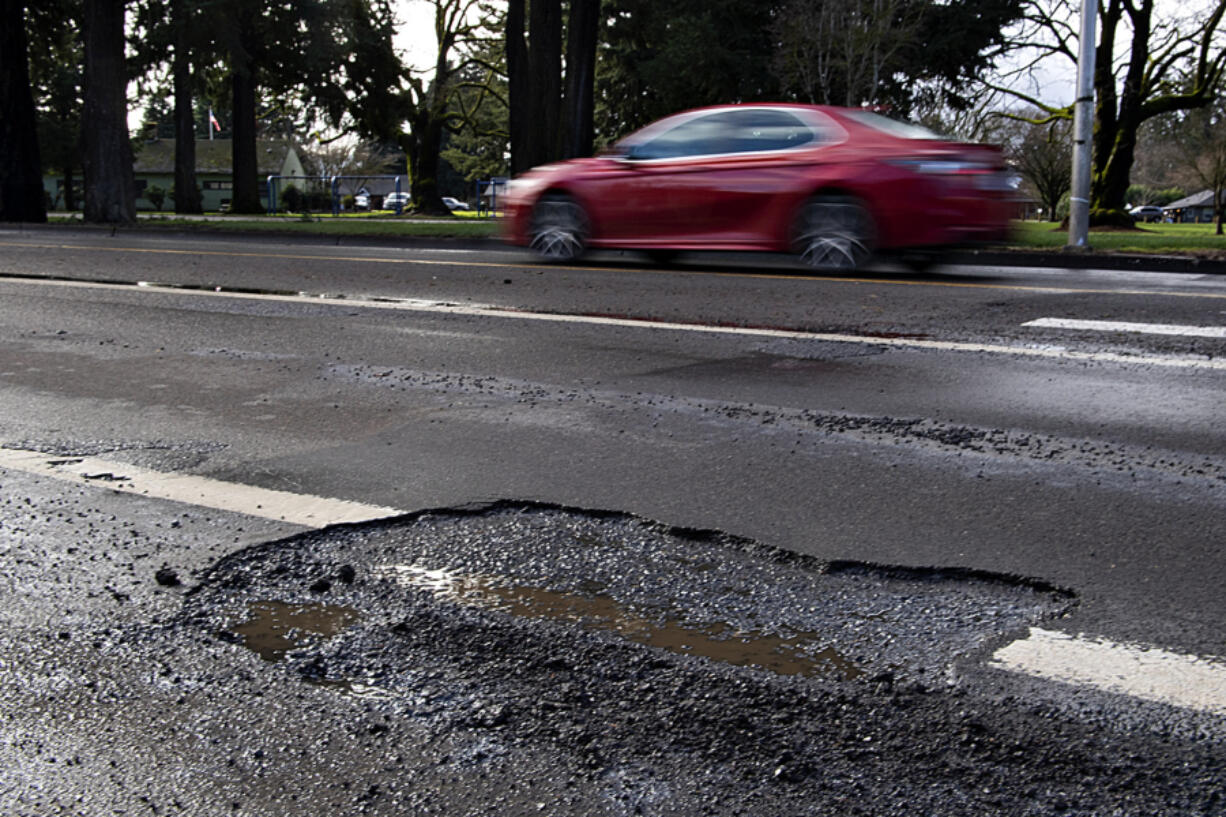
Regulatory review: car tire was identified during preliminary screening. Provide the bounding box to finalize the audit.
[529,193,589,261]
[791,195,875,271]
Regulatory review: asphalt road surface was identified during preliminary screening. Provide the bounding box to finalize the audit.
[1,226,1223,815]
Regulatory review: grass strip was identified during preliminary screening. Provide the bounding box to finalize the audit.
[44,215,1225,255]
[1010,221,1225,255]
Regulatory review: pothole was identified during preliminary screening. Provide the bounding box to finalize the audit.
[188,502,1073,701]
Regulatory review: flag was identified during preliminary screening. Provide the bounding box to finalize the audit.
[209,110,221,132]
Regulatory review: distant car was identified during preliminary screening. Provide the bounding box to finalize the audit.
[1129,205,1164,223]
[504,103,1015,269]
[353,193,370,210]
[384,192,410,210]
[442,196,471,211]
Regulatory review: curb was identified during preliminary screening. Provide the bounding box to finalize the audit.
[943,248,1226,275]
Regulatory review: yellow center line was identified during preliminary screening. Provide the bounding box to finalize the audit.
[1,239,1224,300]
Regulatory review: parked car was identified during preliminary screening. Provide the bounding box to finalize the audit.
[1128,205,1165,223]
[503,103,1014,269]
[384,192,410,210]
[353,193,370,210]
[442,196,471,211]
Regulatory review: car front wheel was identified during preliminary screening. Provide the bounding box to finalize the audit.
[528,194,589,261]
[791,195,875,271]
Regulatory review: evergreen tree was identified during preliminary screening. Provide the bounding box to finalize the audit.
[0,0,48,222]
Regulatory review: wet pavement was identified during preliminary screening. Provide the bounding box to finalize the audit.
[3,232,1226,813]
[3,474,1223,815]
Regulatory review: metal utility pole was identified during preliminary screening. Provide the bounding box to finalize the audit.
[1066,0,1097,251]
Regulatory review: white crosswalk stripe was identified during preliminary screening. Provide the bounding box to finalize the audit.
[1023,317,1226,338]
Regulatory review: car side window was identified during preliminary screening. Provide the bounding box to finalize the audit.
[725,110,818,153]
[630,113,737,160]
[628,110,820,160]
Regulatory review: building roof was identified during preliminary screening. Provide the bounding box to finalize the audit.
[132,139,298,175]
[1164,190,1221,210]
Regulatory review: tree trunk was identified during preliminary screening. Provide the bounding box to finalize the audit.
[1088,0,1148,224]
[230,59,262,214]
[507,0,530,174]
[82,0,136,224]
[172,0,203,214]
[64,167,77,211]
[0,0,48,223]
[403,112,447,215]
[562,0,599,160]
[508,0,562,173]
[528,0,562,167]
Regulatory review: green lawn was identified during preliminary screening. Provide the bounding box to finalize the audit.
[1010,220,1225,255]
[52,212,501,239]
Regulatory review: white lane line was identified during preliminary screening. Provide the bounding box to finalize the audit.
[1024,317,1226,338]
[0,447,403,528]
[991,627,1226,716]
[7,275,1226,371]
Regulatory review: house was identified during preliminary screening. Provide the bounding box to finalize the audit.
[41,139,307,212]
[1163,190,1223,224]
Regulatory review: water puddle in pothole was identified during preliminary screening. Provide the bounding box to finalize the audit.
[228,601,359,662]
[377,564,863,680]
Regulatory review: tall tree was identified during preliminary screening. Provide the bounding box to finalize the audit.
[1175,103,1226,235]
[772,0,1023,115]
[594,0,780,142]
[206,0,362,213]
[507,0,599,171]
[343,0,503,213]
[171,0,203,213]
[402,0,492,212]
[1006,116,1073,221]
[215,0,262,213]
[441,19,510,183]
[773,0,924,107]
[0,0,48,222]
[991,0,1226,222]
[82,0,136,223]
[562,0,599,160]
[507,0,557,172]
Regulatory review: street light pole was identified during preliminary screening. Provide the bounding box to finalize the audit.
[1067,0,1097,251]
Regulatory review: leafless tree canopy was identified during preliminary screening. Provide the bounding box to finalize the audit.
[987,0,1226,219]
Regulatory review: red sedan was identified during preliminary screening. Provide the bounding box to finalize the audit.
[503,104,1015,270]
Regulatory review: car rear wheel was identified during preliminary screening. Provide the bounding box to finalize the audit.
[529,194,589,261]
[792,195,874,271]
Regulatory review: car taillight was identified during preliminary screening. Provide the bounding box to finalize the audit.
[890,158,1017,192]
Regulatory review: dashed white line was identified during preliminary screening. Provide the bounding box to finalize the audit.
[991,627,1226,716]
[0,447,402,528]
[1024,317,1226,338]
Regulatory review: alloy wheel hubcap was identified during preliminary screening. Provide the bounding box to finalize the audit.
[530,199,587,260]
[795,201,871,270]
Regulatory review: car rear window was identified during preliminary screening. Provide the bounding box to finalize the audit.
[841,111,944,140]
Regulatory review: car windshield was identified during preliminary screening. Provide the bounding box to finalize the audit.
[841,110,944,140]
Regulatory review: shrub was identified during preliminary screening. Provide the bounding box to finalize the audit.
[147,185,166,210]
[281,186,303,213]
